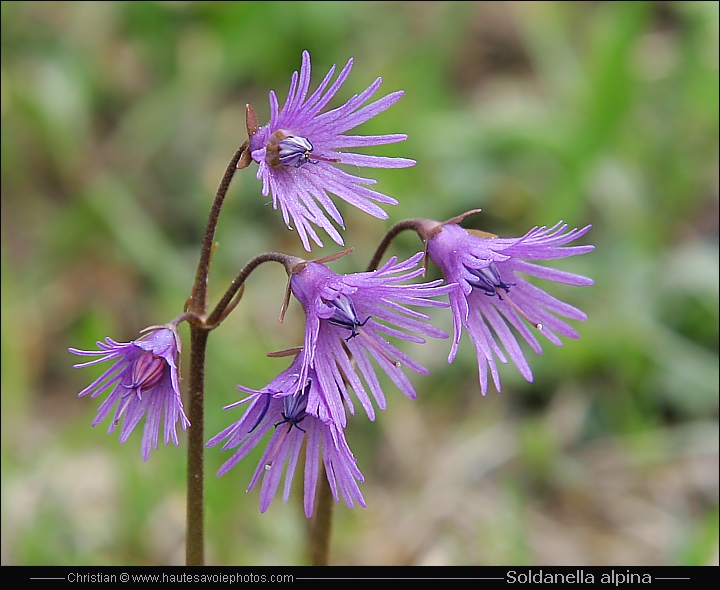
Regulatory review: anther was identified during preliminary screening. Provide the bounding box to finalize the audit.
[266,129,340,168]
[466,263,542,330]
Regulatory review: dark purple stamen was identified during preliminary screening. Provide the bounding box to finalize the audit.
[466,263,515,297]
[325,294,371,341]
[274,381,310,433]
[466,262,543,330]
[278,135,319,168]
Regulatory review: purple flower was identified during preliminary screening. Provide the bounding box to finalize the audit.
[289,252,453,426]
[69,325,189,461]
[247,50,415,251]
[425,220,594,394]
[207,352,364,517]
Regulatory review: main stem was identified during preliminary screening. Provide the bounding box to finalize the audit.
[186,325,208,566]
[190,141,248,314]
[185,143,247,566]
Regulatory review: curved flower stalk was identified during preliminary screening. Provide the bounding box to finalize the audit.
[247,50,415,251]
[289,252,453,426]
[69,325,189,461]
[207,352,364,517]
[423,218,594,395]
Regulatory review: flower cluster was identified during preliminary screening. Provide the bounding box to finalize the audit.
[70,50,594,518]
[210,252,452,514]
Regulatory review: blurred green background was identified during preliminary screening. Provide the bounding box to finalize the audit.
[1,1,717,566]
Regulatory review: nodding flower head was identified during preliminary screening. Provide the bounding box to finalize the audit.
[425,218,594,395]
[207,352,364,517]
[288,252,454,426]
[69,325,189,461]
[245,50,415,251]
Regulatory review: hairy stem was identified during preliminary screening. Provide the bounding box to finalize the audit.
[186,325,208,566]
[185,143,247,566]
[206,252,302,328]
[366,219,424,272]
[189,142,247,316]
